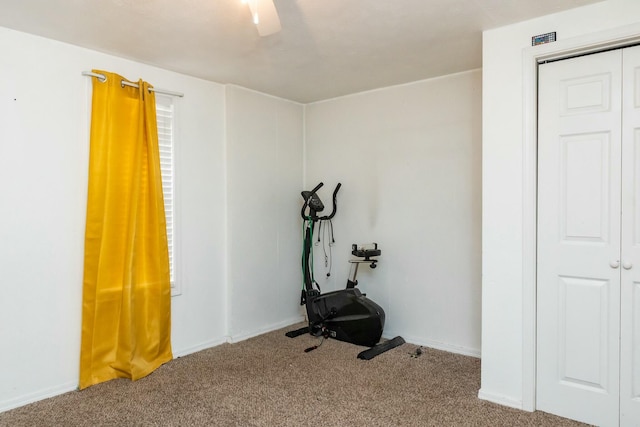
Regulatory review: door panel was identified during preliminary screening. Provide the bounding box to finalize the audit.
[537,50,622,427]
[621,44,640,427]
[561,72,611,115]
[558,276,610,391]
[560,132,611,242]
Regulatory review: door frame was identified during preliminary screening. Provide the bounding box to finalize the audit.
[522,23,640,412]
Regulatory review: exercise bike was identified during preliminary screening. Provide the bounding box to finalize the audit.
[286,182,404,360]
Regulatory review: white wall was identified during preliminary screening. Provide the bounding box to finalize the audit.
[225,85,304,341]
[1,13,485,413]
[304,70,482,356]
[0,27,227,411]
[481,0,640,410]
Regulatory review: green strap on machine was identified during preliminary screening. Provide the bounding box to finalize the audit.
[301,217,316,289]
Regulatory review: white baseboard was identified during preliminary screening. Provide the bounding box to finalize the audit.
[173,336,229,358]
[0,381,78,414]
[4,320,481,415]
[0,339,231,413]
[383,331,481,358]
[228,316,305,343]
[175,316,306,355]
[1,318,307,414]
[477,388,524,410]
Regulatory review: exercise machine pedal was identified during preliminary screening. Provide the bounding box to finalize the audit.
[357,336,406,360]
[285,326,310,338]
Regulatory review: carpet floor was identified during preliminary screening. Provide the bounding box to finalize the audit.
[0,324,589,426]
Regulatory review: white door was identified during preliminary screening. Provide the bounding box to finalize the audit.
[621,44,640,426]
[537,50,623,426]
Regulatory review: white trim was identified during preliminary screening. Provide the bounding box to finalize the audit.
[478,389,524,410]
[521,45,539,414]
[0,381,77,413]
[172,337,228,358]
[521,21,640,413]
[383,330,480,358]
[227,316,305,343]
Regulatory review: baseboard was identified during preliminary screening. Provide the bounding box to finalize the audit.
[228,316,305,343]
[175,316,306,355]
[477,389,524,410]
[383,331,481,358]
[4,321,481,415]
[0,381,78,414]
[1,339,230,414]
[173,336,229,358]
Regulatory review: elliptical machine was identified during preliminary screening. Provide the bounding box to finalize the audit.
[286,182,404,360]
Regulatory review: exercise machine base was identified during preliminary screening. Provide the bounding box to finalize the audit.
[357,336,406,360]
[285,326,309,338]
[286,327,405,360]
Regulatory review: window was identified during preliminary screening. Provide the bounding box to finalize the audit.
[156,95,180,296]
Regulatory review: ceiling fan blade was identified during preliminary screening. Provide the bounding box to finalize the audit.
[248,0,281,37]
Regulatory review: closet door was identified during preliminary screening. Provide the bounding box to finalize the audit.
[621,44,640,426]
[537,50,622,426]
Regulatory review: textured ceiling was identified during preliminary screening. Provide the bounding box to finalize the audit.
[0,0,604,103]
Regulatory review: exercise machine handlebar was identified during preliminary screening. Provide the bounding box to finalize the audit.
[326,183,342,220]
[300,182,341,220]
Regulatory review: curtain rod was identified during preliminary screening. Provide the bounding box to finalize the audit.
[82,71,184,98]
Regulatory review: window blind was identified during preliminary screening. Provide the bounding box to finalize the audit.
[156,95,176,291]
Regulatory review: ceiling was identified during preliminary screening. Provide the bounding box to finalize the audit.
[0,0,604,103]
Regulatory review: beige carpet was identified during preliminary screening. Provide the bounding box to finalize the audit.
[0,324,588,426]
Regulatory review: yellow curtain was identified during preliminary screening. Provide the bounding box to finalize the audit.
[79,70,172,390]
